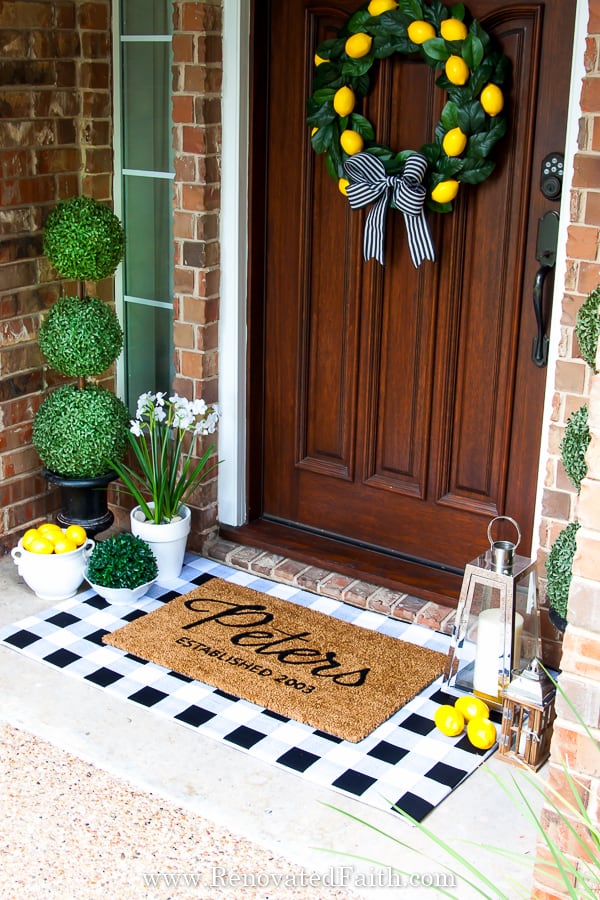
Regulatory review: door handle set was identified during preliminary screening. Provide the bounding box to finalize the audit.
[531,209,560,368]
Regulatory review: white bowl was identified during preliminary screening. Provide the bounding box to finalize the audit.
[84,577,157,605]
[11,534,94,602]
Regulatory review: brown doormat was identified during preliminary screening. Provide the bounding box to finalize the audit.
[103,579,446,742]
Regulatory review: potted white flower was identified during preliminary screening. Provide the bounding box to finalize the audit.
[108,392,220,582]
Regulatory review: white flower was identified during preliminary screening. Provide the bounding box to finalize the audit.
[130,420,143,437]
[191,398,207,416]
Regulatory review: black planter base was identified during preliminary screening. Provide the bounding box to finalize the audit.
[43,470,118,538]
[548,604,568,633]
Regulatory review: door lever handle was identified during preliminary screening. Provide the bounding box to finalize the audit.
[532,265,552,367]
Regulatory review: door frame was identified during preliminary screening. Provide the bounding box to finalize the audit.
[218,0,587,555]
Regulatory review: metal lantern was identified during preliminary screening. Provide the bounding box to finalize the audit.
[498,658,556,770]
[444,517,541,708]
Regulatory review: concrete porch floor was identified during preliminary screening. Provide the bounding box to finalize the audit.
[0,552,546,900]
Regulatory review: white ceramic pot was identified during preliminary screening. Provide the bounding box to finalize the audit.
[84,577,157,606]
[11,535,95,602]
[130,503,191,584]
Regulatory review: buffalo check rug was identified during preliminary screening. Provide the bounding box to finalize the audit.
[0,554,498,821]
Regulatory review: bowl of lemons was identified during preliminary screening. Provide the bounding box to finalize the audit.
[11,522,94,602]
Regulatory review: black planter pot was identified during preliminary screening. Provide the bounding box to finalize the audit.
[548,604,568,633]
[43,469,118,537]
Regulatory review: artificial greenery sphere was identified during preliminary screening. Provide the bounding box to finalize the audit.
[560,405,590,493]
[545,521,580,621]
[43,196,125,282]
[575,286,600,374]
[32,385,129,478]
[38,296,124,377]
[86,532,158,589]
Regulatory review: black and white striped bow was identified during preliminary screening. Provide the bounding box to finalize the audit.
[344,151,436,267]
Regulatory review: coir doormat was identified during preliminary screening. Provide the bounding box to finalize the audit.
[103,579,446,742]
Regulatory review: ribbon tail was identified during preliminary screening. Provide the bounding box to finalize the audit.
[404,211,436,268]
[363,191,389,265]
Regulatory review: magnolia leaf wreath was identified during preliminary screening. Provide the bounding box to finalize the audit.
[307,0,510,267]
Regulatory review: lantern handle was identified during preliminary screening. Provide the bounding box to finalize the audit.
[487,516,521,550]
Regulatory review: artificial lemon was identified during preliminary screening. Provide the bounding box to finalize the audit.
[314,53,328,66]
[407,20,436,44]
[340,129,364,155]
[28,536,54,555]
[455,695,490,723]
[311,126,318,137]
[53,537,78,555]
[431,179,459,203]
[345,32,372,59]
[440,18,468,41]
[445,54,469,85]
[22,528,40,550]
[338,177,350,196]
[38,522,64,543]
[433,704,465,737]
[467,716,497,750]
[367,0,397,14]
[442,126,467,157]
[65,524,87,547]
[333,86,356,117]
[480,83,504,117]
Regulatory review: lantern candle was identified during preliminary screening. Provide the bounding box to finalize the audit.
[473,608,524,700]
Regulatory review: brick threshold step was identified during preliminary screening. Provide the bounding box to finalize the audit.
[204,536,457,636]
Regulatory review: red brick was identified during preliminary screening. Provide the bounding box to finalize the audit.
[566,224,599,261]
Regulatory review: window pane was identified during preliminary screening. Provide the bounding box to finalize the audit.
[121,0,170,36]
[122,42,171,172]
[125,303,173,408]
[123,176,173,301]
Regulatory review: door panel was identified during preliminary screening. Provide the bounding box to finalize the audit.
[248,0,576,597]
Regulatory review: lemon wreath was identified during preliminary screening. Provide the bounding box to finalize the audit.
[307,0,509,266]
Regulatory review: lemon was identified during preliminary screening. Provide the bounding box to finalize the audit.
[65,524,87,547]
[314,53,328,66]
[445,54,469,85]
[442,126,467,157]
[434,704,465,737]
[407,20,436,44]
[53,537,78,555]
[28,536,54,555]
[345,32,372,59]
[367,0,397,14]
[38,522,64,543]
[333,86,355,117]
[22,528,40,550]
[338,177,350,196]
[340,129,364,155]
[467,716,497,750]
[311,126,318,137]
[440,18,468,41]
[455,695,490,722]
[480,83,504,116]
[431,179,459,203]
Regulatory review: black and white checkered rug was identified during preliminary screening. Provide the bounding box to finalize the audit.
[1,554,497,821]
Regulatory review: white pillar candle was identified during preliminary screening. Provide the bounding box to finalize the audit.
[473,607,524,699]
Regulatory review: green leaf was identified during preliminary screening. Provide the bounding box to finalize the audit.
[347,9,372,33]
[349,113,375,140]
[460,158,495,184]
[311,122,335,153]
[440,100,459,129]
[306,102,336,128]
[462,34,484,69]
[342,54,375,78]
[438,156,465,177]
[466,117,507,157]
[420,37,450,62]
[450,3,466,20]
[400,0,423,19]
[311,87,335,105]
[457,100,486,134]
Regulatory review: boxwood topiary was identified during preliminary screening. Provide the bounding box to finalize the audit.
[86,532,158,589]
[32,385,129,478]
[545,520,581,621]
[560,405,591,493]
[38,295,124,376]
[575,286,600,373]
[43,195,125,282]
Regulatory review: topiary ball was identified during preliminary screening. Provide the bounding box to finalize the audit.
[545,521,581,621]
[43,196,125,282]
[560,405,590,493]
[39,296,124,376]
[33,384,129,478]
[575,286,600,374]
[86,532,158,589]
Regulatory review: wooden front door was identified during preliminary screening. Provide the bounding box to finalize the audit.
[241,0,576,602]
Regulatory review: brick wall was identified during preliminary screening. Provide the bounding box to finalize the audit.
[0,0,113,551]
[169,0,222,552]
[532,1,600,895]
